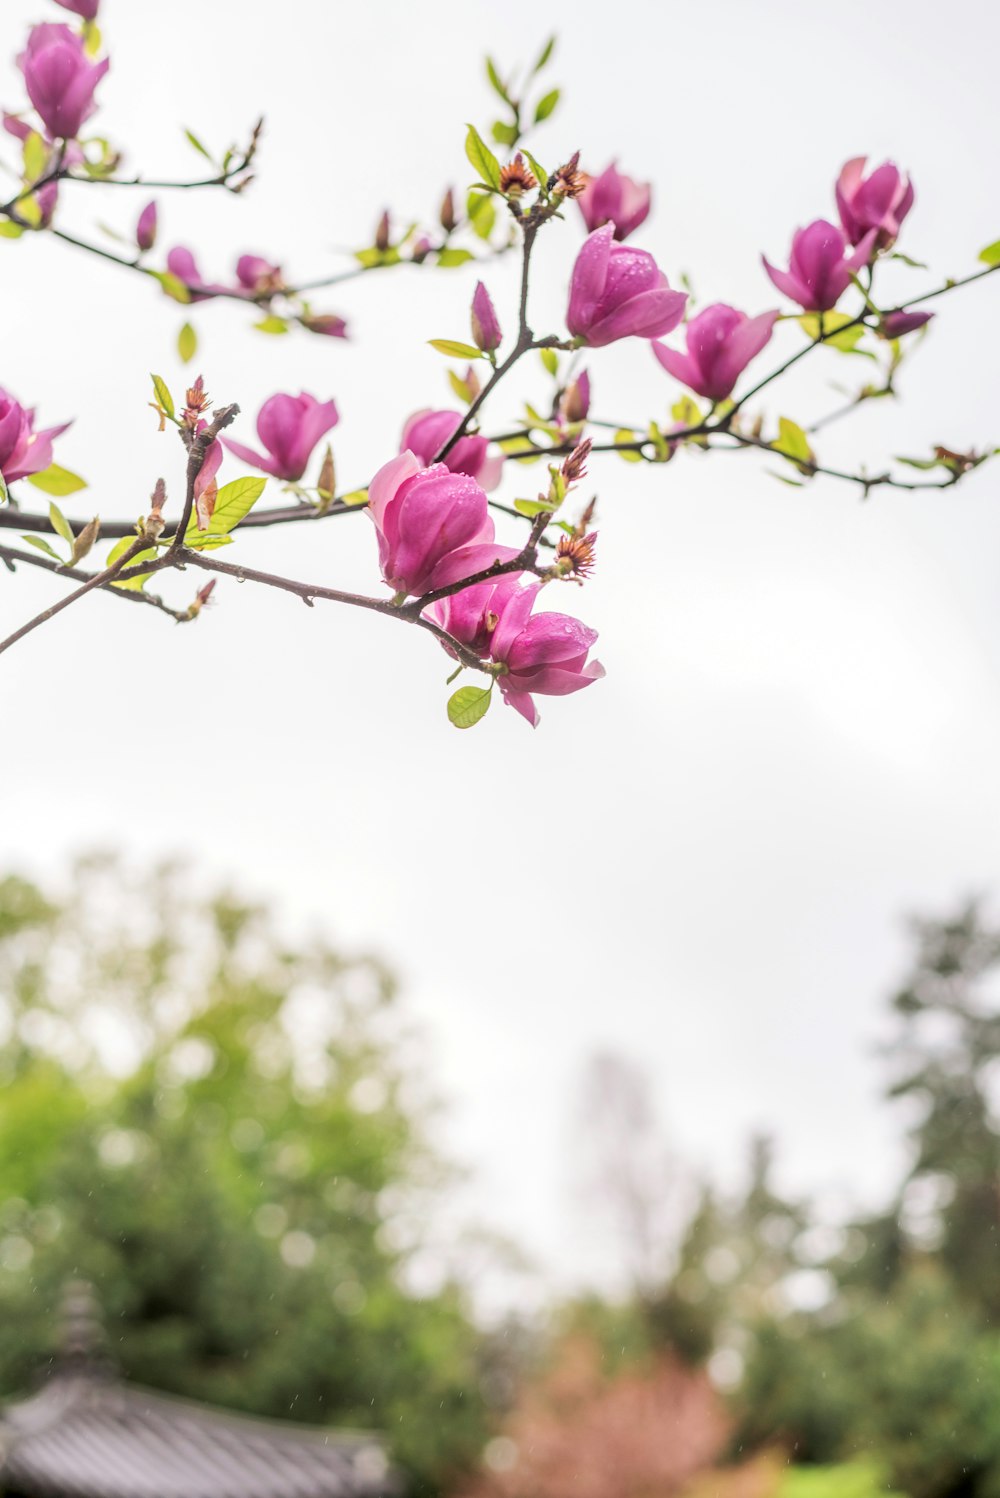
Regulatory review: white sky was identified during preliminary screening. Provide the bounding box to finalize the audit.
[2,0,1000,1305]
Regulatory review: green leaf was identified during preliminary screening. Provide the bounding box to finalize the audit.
[671,396,703,429]
[27,465,87,497]
[532,35,556,73]
[799,312,867,354]
[254,315,289,334]
[0,222,24,239]
[521,149,548,189]
[448,370,475,405]
[447,684,492,729]
[0,470,7,505]
[490,121,519,148]
[183,127,212,161]
[614,429,644,463]
[513,497,556,518]
[466,191,496,241]
[341,488,369,507]
[81,19,101,56]
[22,131,48,184]
[151,373,174,419]
[534,89,560,123]
[978,239,1000,266]
[428,339,484,360]
[184,476,266,548]
[150,269,192,305]
[177,322,197,363]
[540,348,559,377]
[436,247,474,268]
[464,124,501,191]
[20,533,62,562]
[48,501,74,548]
[890,251,928,269]
[485,57,511,105]
[772,417,815,474]
[106,535,156,591]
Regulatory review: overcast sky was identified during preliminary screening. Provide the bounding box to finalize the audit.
[2,0,1000,1306]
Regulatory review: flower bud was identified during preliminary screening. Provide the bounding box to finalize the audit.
[470,281,502,353]
[879,309,933,338]
[439,187,457,233]
[499,154,537,199]
[374,210,391,253]
[135,200,157,253]
[559,370,591,425]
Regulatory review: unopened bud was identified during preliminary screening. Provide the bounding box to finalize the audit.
[68,514,101,567]
[300,313,348,339]
[186,578,216,620]
[552,150,584,199]
[470,280,502,353]
[439,187,457,233]
[559,369,591,425]
[316,444,336,503]
[561,438,592,486]
[136,199,157,253]
[499,154,538,199]
[374,210,391,253]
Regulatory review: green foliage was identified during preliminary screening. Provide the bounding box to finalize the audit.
[0,856,490,1492]
[464,126,501,192]
[428,339,485,360]
[447,684,492,728]
[183,475,267,549]
[25,464,87,497]
[778,1459,904,1498]
[177,322,198,362]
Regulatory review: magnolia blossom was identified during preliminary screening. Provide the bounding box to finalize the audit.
[567,225,686,347]
[165,246,231,301]
[576,163,651,241]
[425,544,524,658]
[19,23,108,141]
[652,304,778,401]
[0,388,70,484]
[762,220,877,312]
[223,392,339,481]
[135,200,157,252]
[53,0,100,17]
[490,584,605,727]
[836,157,914,250]
[880,309,933,338]
[367,451,495,598]
[235,254,283,294]
[399,410,502,490]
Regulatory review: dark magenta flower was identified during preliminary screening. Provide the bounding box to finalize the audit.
[0,387,70,485]
[223,392,339,481]
[836,157,914,250]
[235,254,283,294]
[576,162,651,241]
[19,22,108,141]
[489,583,605,727]
[880,309,933,338]
[399,410,502,491]
[52,0,100,18]
[165,246,230,301]
[567,225,686,347]
[367,452,495,598]
[470,281,502,353]
[424,544,525,658]
[135,200,157,252]
[652,303,778,401]
[763,220,877,312]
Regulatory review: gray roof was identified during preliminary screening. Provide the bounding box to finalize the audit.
[0,1370,397,1498]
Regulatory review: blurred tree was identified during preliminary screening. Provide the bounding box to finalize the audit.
[0,854,490,1493]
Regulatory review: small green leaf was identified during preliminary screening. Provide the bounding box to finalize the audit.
[490,121,519,148]
[183,127,213,161]
[20,533,62,561]
[465,124,501,191]
[890,251,928,269]
[27,465,87,497]
[513,497,556,518]
[184,476,266,547]
[177,322,198,363]
[0,222,24,239]
[48,501,74,547]
[254,315,289,334]
[436,247,474,268]
[341,488,369,507]
[466,191,496,241]
[534,89,560,123]
[428,339,484,360]
[614,429,644,463]
[448,370,475,405]
[448,683,492,729]
[0,471,7,505]
[150,373,174,418]
[772,417,815,474]
[799,311,867,354]
[521,149,548,189]
[22,131,48,184]
[150,269,192,304]
[485,57,511,105]
[81,19,101,56]
[532,35,556,73]
[106,536,157,591]
[978,239,1000,266]
[540,348,559,377]
[671,396,703,429]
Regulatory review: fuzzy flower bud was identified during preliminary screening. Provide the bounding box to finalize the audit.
[470,281,502,353]
[135,200,157,253]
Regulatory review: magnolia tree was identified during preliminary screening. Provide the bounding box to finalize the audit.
[1,2,998,728]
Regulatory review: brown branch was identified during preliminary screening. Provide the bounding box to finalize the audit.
[0,542,187,619]
[170,403,240,549]
[0,534,156,657]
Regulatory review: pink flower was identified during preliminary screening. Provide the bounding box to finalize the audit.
[576,163,651,242]
[19,22,108,141]
[399,410,502,491]
[0,387,70,484]
[425,544,525,658]
[762,220,877,312]
[136,200,157,252]
[489,584,605,727]
[222,392,339,482]
[235,254,283,294]
[836,157,913,250]
[880,309,933,338]
[559,369,591,425]
[470,281,502,353]
[165,245,229,301]
[567,225,686,347]
[367,451,495,598]
[192,438,223,528]
[53,0,100,17]
[652,303,778,401]
[299,313,348,338]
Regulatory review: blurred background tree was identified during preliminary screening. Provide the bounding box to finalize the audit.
[0,854,491,1493]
